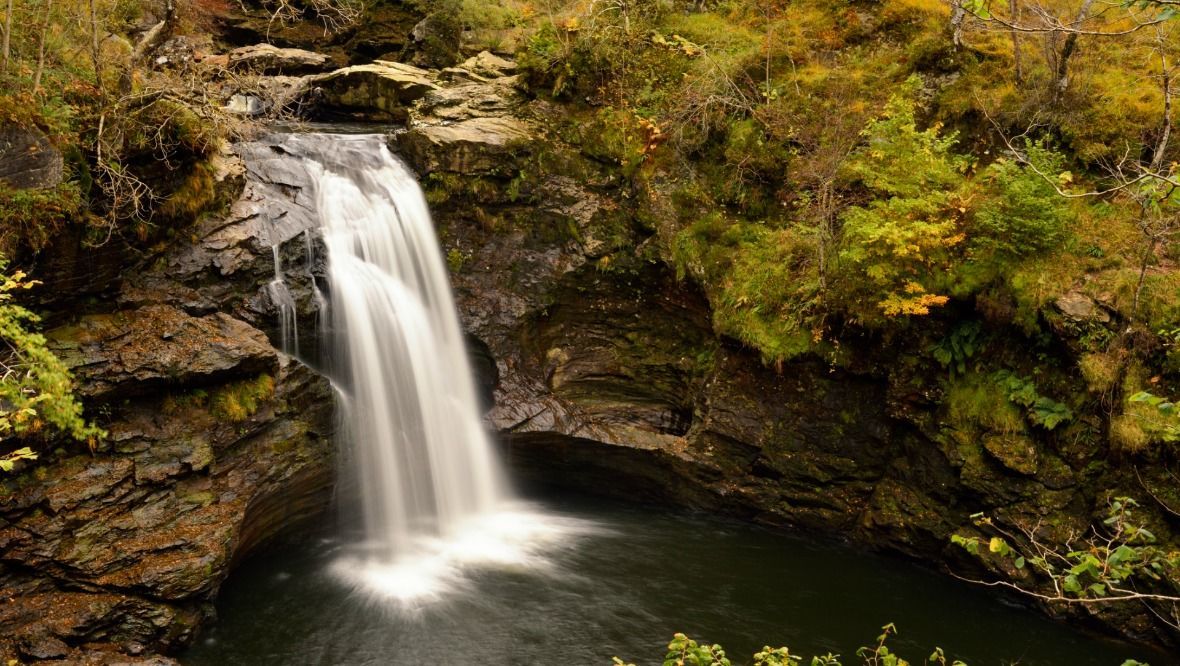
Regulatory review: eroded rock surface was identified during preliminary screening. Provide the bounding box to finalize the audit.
[310,60,439,120]
[0,119,335,663]
[48,306,278,400]
[228,43,332,74]
[0,126,63,189]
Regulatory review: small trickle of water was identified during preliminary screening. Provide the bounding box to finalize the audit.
[269,133,582,609]
[267,245,299,356]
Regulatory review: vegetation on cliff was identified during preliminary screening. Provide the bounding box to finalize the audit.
[448,0,1180,642]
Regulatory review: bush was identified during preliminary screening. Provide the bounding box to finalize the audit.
[0,259,103,446]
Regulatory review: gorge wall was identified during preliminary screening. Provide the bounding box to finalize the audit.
[0,11,1177,662]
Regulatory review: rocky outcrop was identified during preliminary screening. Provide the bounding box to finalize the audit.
[309,60,439,120]
[390,55,1179,649]
[48,306,278,400]
[395,69,532,176]
[0,126,63,190]
[0,123,336,663]
[227,44,332,74]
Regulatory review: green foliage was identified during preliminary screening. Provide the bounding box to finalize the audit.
[931,322,983,377]
[991,370,1073,430]
[843,80,967,200]
[663,633,731,666]
[837,79,967,323]
[945,372,1025,434]
[210,374,275,423]
[1127,391,1180,442]
[673,216,821,364]
[0,259,103,448]
[954,499,1179,606]
[0,446,38,472]
[614,626,969,666]
[0,182,84,254]
[970,147,1073,261]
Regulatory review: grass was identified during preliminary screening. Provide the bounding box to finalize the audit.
[945,372,1027,435]
[210,375,276,423]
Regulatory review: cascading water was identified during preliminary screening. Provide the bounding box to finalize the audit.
[267,245,300,356]
[264,133,582,607]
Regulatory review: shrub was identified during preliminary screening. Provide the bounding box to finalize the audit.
[0,259,103,446]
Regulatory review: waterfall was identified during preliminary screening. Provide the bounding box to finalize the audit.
[317,138,507,555]
[267,245,299,356]
[262,133,578,607]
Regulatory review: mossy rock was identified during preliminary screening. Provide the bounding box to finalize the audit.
[982,433,1039,475]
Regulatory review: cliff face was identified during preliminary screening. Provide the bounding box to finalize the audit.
[0,135,336,663]
[390,63,1178,647]
[0,41,1175,663]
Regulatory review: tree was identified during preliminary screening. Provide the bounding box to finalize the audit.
[953,0,1169,96]
[837,80,968,323]
[1,0,12,75]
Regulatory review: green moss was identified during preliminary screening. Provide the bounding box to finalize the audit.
[210,375,276,423]
[945,373,1025,435]
[0,182,84,255]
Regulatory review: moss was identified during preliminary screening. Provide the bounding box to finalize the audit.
[1110,415,1150,454]
[210,375,275,423]
[0,182,84,255]
[157,160,219,222]
[446,247,471,273]
[161,389,209,415]
[1079,351,1121,394]
[944,372,1025,435]
[982,433,1039,475]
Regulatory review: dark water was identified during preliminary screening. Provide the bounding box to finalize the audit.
[184,496,1160,666]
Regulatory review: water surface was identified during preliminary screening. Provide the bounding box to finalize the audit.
[184,496,1157,666]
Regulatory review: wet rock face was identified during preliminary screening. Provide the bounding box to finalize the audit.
[0,126,63,190]
[0,362,333,661]
[1,123,337,662]
[48,306,278,400]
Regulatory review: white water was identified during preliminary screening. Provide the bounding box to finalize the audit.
[265,134,585,608]
[267,245,299,356]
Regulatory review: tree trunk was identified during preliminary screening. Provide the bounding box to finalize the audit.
[1132,233,1158,323]
[1054,0,1096,99]
[2,0,13,76]
[1010,0,1023,85]
[1151,46,1172,171]
[132,0,176,64]
[950,0,966,48]
[88,0,102,95]
[32,0,52,91]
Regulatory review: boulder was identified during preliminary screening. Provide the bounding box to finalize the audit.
[310,61,439,118]
[0,126,63,189]
[228,43,332,74]
[225,93,268,116]
[1055,291,1111,323]
[47,305,278,400]
[417,76,523,121]
[397,116,531,175]
[459,50,517,78]
[409,13,462,68]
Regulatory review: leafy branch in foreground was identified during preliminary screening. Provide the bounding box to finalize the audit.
[611,625,1151,666]
[610,625,958,666]
[0,259,103,454]
[952,498,1180,628]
